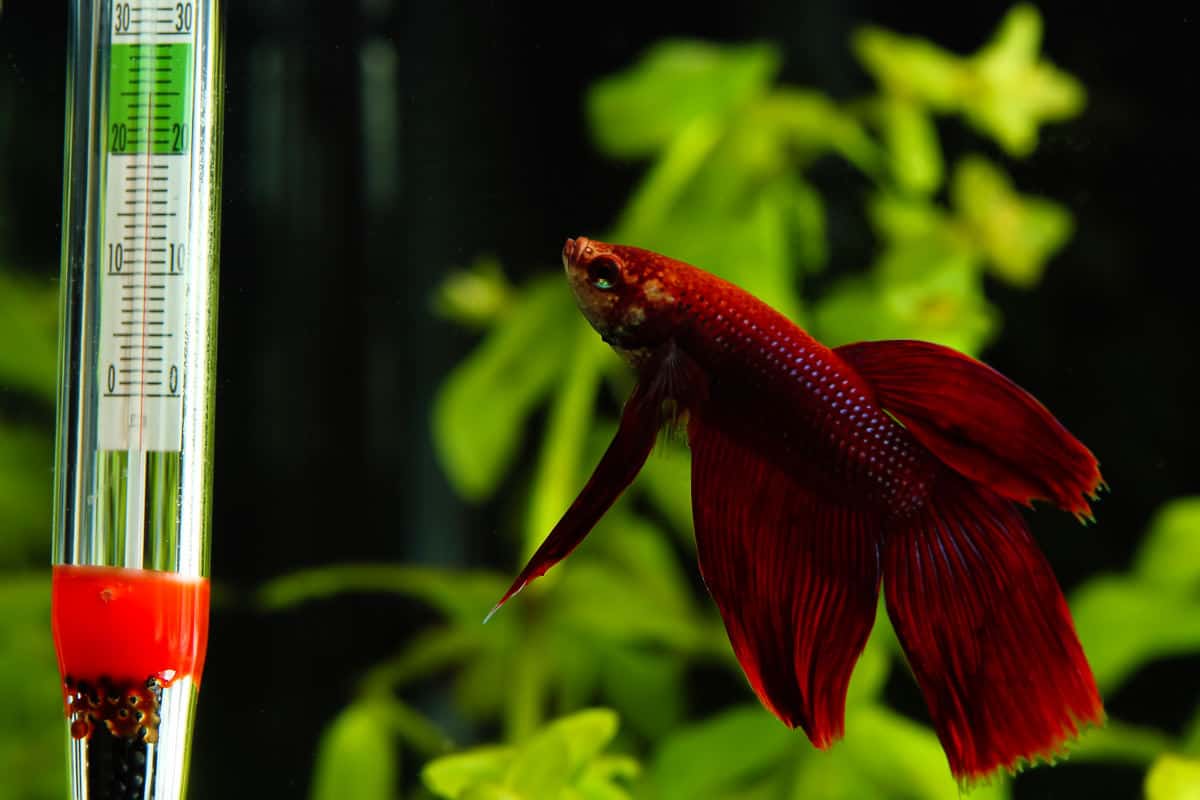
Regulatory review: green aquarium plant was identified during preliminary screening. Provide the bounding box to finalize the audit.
[421,709,637,800]
[257,5,1195,799]
[0,269,65,799]
[270,500,1200,799]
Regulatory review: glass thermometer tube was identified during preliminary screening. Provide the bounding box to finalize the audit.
[52,1,224,798]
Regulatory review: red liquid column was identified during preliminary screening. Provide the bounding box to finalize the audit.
[52,566,210,743]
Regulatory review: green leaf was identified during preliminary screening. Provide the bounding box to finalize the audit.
[614,117,725,240]
[256,564,509,628]
[868,192,957,246]
[0,573,67,800]
[879,98,943,195]
[310,702,398,800]
[856,7,1084,157]
[387,699,456,757]
[422,710,628,800]
[587,41,779,158]
[951,156,1073,287]
[0,423,52,567]
[1069,718,1176,767]
[538,511,707,734]
[552,558,705,651]
[977,3,1042,66]
[727,706,1007,800]
[504,722,572,798]
[785,177,829,272]
[461,785,522,800]
[635,441,694,541]
[434,256,514,328]
[541,511,719,732]
[877,245,996,354]
[1145,754,1200,800]
[546,636,605,720]
[424,746,514,799]
[815,245,996,356]
[1135,496,1200,592]
[576,755,638,800]
[433,277,578,499]
[964,5,1085,156]
[852,26,966,110]
[1070,575,1200,692]
[807,705,1009,799]
[505,627,553,741]
[759,89,884,176]
[543,709,621,774]
[453,640,517,721]
[0,270,58,400]
[650,706,795,800]
[588,509,696,625]
[597,648,684,741]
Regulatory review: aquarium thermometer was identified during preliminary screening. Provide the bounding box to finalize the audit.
[53,1,224,798]
[100,3,203,564]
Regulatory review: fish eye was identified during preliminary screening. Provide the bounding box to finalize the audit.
[588,257,620,291]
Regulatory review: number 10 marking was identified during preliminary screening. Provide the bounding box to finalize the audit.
[170,242,185,274]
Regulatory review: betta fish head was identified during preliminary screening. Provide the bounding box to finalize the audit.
[562,237,681,352]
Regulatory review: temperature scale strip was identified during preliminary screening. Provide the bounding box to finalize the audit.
[99,3,194,452]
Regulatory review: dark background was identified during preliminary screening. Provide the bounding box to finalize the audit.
[2,2,1197,797]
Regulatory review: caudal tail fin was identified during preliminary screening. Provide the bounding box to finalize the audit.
[884,470,1103,783]
[832,338,1104,779]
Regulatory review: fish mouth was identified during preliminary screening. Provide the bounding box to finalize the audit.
[563,236,593,271]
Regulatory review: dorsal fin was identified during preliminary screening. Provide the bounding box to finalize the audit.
[835,339,1103,519]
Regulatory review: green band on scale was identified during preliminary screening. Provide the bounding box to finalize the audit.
[108,43,193,156]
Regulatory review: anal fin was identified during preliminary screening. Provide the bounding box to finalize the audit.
[689,405,883,748]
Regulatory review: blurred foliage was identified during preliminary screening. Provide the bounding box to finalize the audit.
[0,258,61,798]
[0,270,59,399]
[252,6,1200,800]
[852,4,1084,157]
[433,257,515,330]
[266,495,1200,798]
[311,700,403,800]
[1145,755,1200,800]
[0,577,64,800]
[1071,497,1200,693]
[0,420,54,565]
[422,709,638,800]
[0,270,57,566]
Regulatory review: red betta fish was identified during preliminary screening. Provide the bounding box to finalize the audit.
[492,237,1105,782]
